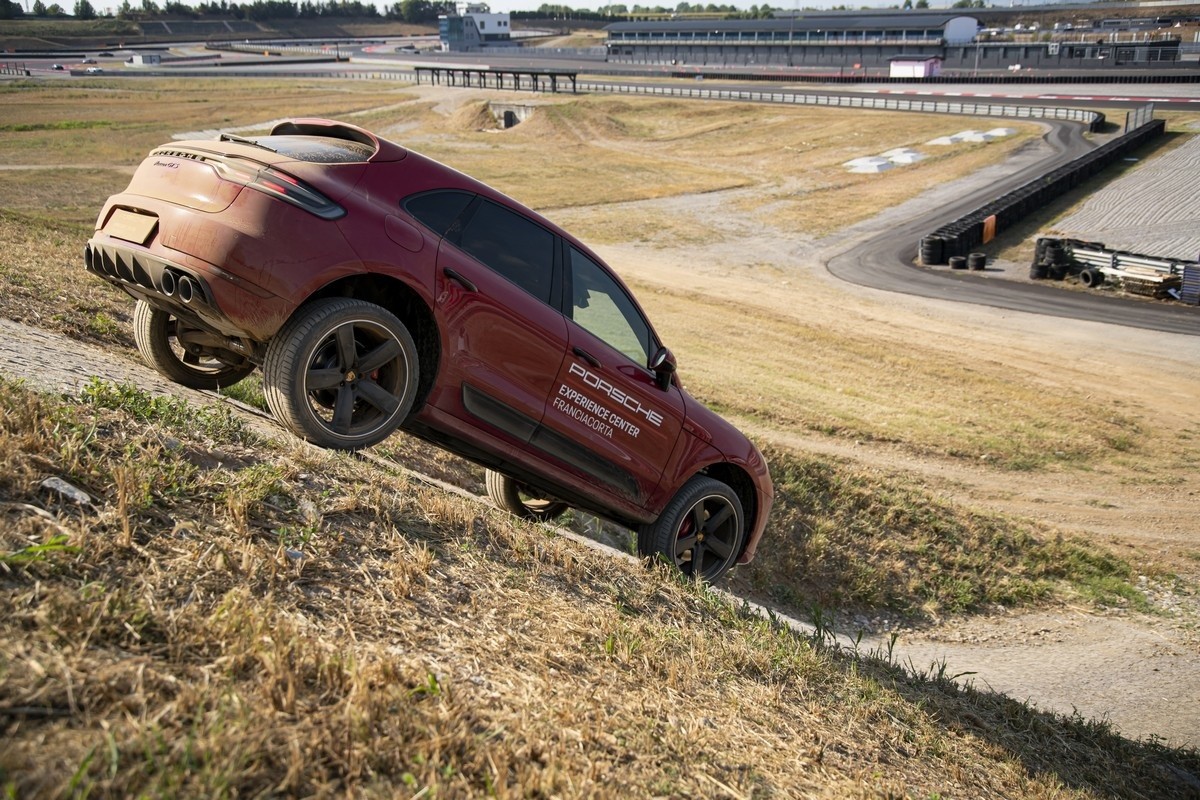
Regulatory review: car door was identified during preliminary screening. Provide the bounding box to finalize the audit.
[427,196,568,448]
[536,245,686,506]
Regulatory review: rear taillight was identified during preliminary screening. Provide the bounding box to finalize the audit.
[150,147,345,220]
[210,159,346,220]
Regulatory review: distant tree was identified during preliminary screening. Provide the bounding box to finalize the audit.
[141,0,160,14]
[397,0,432,22]
[163,0,196,14]
[74,0,97,16]
[33,0,48,13]
[915,0,928,6]
[0,0,22,17]
[902,0,912,8]
[47,2,66,14]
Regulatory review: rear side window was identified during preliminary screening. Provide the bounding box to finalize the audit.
[458,200,555,304]
[404,190,475,237]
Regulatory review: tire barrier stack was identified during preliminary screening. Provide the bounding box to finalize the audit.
[919,116,1166,267]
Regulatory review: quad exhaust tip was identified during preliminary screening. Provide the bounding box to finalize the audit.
[177,274,195,304]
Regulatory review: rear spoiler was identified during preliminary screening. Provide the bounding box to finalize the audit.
[270,118,407,163]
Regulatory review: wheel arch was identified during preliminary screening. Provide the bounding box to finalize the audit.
[307,273,440,413]
[698,461,758,559]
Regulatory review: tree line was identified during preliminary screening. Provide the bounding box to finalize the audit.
[1,0,450,22]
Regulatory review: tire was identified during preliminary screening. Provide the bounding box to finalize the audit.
[263,298,419,450]
[132,299,255,390]
[639,476,744,583]
[485,469,569,522]
[1079,268,1105,289]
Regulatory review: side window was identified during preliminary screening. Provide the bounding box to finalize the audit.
[569,247,653,366]
[403,190,474,237]
[458,200,555,304]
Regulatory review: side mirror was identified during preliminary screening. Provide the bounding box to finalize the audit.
[649,346,677,391]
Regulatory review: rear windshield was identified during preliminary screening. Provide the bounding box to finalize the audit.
[257,135,375,163]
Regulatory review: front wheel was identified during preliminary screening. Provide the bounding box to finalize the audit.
[132,300,255,390]
[263,298,419,450]
[639,476,744,583]
[485,470,569,522]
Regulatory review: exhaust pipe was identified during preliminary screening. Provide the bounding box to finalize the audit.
[177,274,195,304]
[160,269,177,297]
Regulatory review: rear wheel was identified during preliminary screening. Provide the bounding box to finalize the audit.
[639,476,744,582]
[132,299,255,390]
[485,469,569,522]
[263,298,418,450]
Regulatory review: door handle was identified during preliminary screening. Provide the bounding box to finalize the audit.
[443,268,477,293]
[572,346,601,368]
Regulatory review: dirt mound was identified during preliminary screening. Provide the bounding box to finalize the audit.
[508,99,631,144]
[444,100,498,133]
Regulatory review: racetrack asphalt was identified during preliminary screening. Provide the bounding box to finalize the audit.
[824,119,1200,337]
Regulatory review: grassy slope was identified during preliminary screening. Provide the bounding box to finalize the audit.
[1,77,1197,793]
[2,379,1197,798]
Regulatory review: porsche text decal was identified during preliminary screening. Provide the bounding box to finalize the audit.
[553,362,664,440]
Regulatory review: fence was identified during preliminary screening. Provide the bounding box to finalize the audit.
[576,80,1107,130]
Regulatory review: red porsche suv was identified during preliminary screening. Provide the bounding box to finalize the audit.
[85,118,772,581]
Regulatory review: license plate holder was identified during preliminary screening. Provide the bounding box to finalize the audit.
[105,208,158,245]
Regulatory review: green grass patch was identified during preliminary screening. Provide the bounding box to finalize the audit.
[79,378,256,445]
[0,120,116,133]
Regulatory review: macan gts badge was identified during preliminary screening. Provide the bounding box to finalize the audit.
[85,118,773,582]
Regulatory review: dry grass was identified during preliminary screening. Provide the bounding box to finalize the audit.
[1,378,1196,798]
[0,79,416,166]
[635,278,1142,470]
[381,94,1041,221]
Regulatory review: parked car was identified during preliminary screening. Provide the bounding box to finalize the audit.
[85,119,772,581]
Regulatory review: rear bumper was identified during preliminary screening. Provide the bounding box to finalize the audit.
[85,235,291,346]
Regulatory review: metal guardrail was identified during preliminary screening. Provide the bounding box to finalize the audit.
[1069,242,1196,278]
[577,80,1107,129]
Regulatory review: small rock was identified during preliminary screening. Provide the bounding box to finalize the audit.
[40,477,93,506]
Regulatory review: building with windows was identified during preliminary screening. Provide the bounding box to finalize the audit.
[439,2,512,52]
[605,13,979,69]
[604,12,1183,71]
